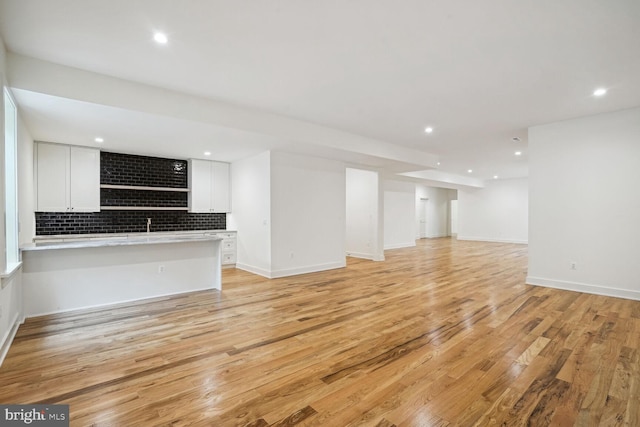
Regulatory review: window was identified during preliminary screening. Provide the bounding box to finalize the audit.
[4,87,18,268]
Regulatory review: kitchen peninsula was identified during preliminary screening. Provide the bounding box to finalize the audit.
[21,234,223,317]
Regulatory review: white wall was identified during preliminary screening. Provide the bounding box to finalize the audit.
[450,199,458,235]
[457,178,528,244]
[346,168,383,260]
[270,152,346,276]
[228,151,272,276]
[415,185,453,238]
[528,107,640,300]
[383,180,416,250]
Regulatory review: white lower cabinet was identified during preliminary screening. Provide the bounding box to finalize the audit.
[211,231,236,266]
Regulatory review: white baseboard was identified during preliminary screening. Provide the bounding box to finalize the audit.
[384,242,416,250]
[417,234,449,240]
[235,263,272,278]
[25,286,217,318]
[237,261,347,279]
[0,312,23,367]
[457,236,528,244]
[526,276,640,301]
[270,261,346,279]
[346,252,385,261]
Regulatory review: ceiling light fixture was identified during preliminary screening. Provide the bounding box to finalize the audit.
[593,88,607,97]
[437,162,441,166]
[204,151,211,156]
[154,32,168,44]
[424,127,433,134]
[94,137,104,143]
[467,169,473,173]
[494,175,499,179]
[515,151,522,156]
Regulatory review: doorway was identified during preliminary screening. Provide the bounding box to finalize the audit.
[418,198,428,238]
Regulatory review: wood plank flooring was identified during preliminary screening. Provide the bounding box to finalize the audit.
[2,238,640,426]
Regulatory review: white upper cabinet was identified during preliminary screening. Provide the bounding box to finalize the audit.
[69,146,101,211]
[36,142,100,212]
[211,161,230,213]
[188,159,231,213]
[189,159,213,213]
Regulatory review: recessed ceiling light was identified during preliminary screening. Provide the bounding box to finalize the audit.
[154,32,168,44]
[593,88,607,97]
[424,127,433,134]
[204,151,211,156]
[94,137,104,143]
[494,175,499,179]
[515,151,522,156]
[467,169,473,173]
[437,162,441,166]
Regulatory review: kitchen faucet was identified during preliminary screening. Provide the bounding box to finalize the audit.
[147,218,152,233]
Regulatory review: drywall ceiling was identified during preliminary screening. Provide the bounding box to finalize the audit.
[1,0,639,184]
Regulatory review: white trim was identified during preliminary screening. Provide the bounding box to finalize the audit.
[0,262,22,288]
[420,233,450,239]
[526,276,640,301]
[384,242,416,250]
[457,236,528,244]
[236,263,272,278]
[270,261,346,279]
[26,286,218,318]
[0,312,23,367]
[237,261,347,279]
[346,252,385,261]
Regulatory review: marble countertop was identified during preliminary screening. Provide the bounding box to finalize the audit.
[21,234,223,252]
[31,229,236,242]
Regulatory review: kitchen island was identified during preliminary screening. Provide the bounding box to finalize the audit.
[21,234,223,317]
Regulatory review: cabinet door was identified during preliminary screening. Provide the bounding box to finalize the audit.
[36,142,69,212]
[212,161,230,213]
[189,159,213,213]
[69,146,100,212]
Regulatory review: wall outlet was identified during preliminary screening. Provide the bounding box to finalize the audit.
[570,262,577,270]
[158,265,165,273]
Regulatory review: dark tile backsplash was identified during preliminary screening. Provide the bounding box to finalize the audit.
[101,151,188,188]
[35,151,226,236]
[36,211,226,235]
[100,188,188,208]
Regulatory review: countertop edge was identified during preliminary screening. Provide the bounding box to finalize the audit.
[22,235,223,252]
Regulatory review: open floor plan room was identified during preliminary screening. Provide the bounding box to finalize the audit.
[1,238,638,426]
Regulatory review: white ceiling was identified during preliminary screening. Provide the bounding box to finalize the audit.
[1,0,639,184]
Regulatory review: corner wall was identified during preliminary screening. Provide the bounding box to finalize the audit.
[346,168,383,260]
[458,178,528,244]
[384,180,416,250]
[415,185,455,239]
[270,152,346,276]
[228,151,272,276]
[528,107,640,299]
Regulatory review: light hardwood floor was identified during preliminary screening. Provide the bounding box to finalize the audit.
[1,238,639,426]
